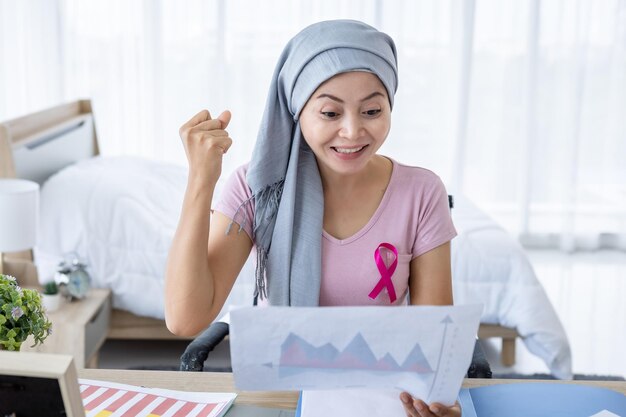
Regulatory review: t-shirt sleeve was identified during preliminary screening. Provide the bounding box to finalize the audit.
[412,175,457,258]
[213,164,255,240]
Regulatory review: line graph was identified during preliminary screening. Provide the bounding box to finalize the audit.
[230,305,483,405]
[269,332,434,377]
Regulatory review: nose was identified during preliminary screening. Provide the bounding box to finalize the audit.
[338,112,363,140]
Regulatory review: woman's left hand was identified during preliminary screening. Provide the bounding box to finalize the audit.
[399,392,461,417]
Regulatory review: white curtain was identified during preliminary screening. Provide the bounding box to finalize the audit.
[1,0,625,251]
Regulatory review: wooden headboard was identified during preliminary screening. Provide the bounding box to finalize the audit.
[0,99,99,183]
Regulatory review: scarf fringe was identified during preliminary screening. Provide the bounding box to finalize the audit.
[226,178,285,301]
[255,247,268,300]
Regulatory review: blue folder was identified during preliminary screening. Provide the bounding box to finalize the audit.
[295,384,625,416]
[295,392,302,416]
[459,383,626,417]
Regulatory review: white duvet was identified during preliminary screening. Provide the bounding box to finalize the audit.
[450,196,572,379]
[35,156,571,378]
[36,156,186,322]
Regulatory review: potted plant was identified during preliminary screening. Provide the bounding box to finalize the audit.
[0,274,52,351]
[42,280,62,312]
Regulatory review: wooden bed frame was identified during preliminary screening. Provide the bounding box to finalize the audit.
[0,100,518,361]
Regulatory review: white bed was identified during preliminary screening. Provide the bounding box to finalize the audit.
[0,100,572,379]
[450,195,572,379]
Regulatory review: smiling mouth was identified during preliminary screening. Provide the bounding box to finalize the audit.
[332,145,368,154]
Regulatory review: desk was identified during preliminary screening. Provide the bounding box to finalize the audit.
[79,369,626,410]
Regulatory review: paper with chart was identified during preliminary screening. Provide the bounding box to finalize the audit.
[230,304,482,405]
[79,379,236,417]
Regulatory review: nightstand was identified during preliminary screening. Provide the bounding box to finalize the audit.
[22,288,112,368]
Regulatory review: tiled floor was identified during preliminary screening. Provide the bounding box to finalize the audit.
[98,249,626,379]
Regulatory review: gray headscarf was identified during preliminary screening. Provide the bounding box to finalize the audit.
[245,19,398,306]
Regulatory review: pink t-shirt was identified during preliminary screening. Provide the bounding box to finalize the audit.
[214,158,457,306]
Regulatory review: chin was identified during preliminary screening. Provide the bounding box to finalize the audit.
[325,157,372,176]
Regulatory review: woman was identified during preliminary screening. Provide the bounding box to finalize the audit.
[165,19,460,417]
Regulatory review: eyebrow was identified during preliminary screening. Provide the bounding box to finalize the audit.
[315,91,385,103]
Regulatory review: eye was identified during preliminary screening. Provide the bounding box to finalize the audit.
[363,109,382,116]
[321,111,340,119]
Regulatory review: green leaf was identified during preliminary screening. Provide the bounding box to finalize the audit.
[1,274,51,347]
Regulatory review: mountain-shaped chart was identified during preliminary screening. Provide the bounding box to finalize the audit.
[231,306,484,403]
[277,332,433,377]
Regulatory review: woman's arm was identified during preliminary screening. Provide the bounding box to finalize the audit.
[408,241,453,306]
[165,209,252,336]
[400,241,461,417]
[164,110,252,336]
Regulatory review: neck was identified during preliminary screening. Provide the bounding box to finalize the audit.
[319,155,391,196]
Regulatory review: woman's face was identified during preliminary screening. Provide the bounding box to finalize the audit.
[299,71,391,177]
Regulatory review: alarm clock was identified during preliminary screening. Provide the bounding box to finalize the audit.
[54,255,91,300]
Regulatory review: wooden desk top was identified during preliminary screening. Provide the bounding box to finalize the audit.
[80,369,298,409]
[79,369,626,410]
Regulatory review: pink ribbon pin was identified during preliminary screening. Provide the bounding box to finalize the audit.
[368,242,398,303]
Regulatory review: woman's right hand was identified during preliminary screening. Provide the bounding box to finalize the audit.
[179,109,232,187]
